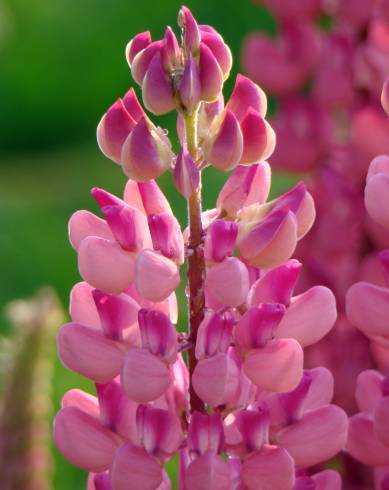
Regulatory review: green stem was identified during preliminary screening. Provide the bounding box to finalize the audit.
[184,110,206,414]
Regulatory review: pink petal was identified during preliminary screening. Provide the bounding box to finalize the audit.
[227,74,267,120]
[61,389,100,419]
[237,208,298,269]
[382,76,389,115]
[277,405,348,468]
[136,406,183,462]
[78,236,136,294]
[93,290,140,343]
[173,148,200,199]
[110,443,163,490]
[199,42,224,102]
[239,109,276,164]
[188,412,225,456]
[68,210,113,251]
[374,396,389,447]
[244,339,303,392]
[205,257,249,307]
[53,406,119,472]
[121,348,171,403]
[142,53,176,115]
[179,55,201,113]
[121,118,173,182]
[303,367,334,411]
[185,453,231,490]
[123,180,147,213]
[137,180,173,216]
[276,286,337,347]
[355,369,385,414]
[97,99,136,164]
[69,282,101,328]
[365,173,389,229]
[347,413,389,465]
[200,30,232,78]
[241,445,295,490]
[135,250,180,302]
[192,353,240,407]
[216,162,271,218]
[57,323,124,383]
[247,259,301,307]
[126,31,152,66]
[130,40,163,85]
[367,155,389,181]
[204,109,243,171]
[204,219,238,263]
[346,281,389,338]
[312,470,342,490]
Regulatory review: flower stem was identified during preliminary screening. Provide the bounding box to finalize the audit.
[184,110,206,414]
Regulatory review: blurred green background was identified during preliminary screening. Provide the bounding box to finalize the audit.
[0,0,283,488]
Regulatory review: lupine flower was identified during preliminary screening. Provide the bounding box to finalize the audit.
[54,6,346,489]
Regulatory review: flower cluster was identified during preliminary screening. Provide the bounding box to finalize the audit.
[242,0,389,417]
[345,150,389,488]
[54,7,347,489]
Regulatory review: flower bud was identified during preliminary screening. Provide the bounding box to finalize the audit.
[126,31,152,66]
[148,213,184,264]
[178,6,200,54]
[161,26,180,71]
[121,348,171,403]
[121,118,173,182]
[179,55,201,112]
[97,99,137,164]
[205,257,250,307]
[173,147,200,198]
[204,219,238,262]
[239,108,276,164]
[199,43,224,101]
[227,74,267,120]
[244,339,303,392]
[216,162,271,218]
[138,308,177,363]
[234,303,286,351]
[195,310,234,359]
[192,352,240,407]
[135,250,180,302]
[203,109,243,171]
[188,412,225,456]
[142,53,176,115]
[200,28,232,79]
[247,259,302,307]
[136,405,182,462]
[130,40,163,85]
